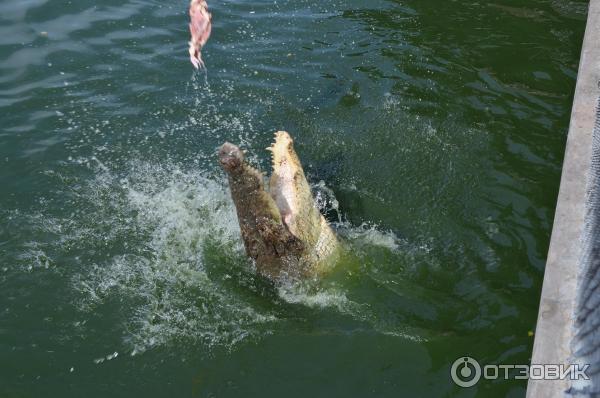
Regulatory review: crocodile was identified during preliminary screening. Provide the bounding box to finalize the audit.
[218,131,339,280]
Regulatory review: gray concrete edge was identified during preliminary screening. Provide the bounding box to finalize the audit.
[527,1,600,396]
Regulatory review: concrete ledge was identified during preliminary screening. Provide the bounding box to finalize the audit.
[527,1,600,396]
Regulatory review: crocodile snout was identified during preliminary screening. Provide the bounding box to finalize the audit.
[218,142,244,172]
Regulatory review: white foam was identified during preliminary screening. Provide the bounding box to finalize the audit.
[338,223,402,252]
[277,282,357,312]
[69,160,278,353]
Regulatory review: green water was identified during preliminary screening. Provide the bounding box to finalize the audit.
[0,0,588,396]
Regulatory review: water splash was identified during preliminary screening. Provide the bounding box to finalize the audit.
[65,160,283,353]
[4,157,431,354]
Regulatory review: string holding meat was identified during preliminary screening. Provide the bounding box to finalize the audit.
[188,0,212,69]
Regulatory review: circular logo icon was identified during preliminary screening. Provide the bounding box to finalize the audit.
[451,357,482,388]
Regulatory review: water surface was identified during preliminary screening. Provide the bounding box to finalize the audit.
[0,0,588,396]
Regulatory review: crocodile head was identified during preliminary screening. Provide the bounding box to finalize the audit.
[218,131,338,280]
